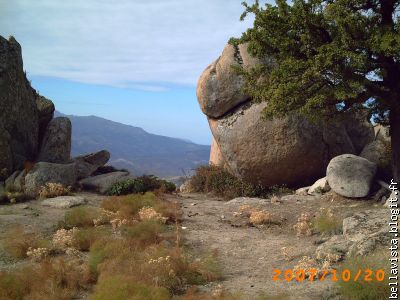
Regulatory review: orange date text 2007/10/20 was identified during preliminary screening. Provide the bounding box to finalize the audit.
[272,269,385,282]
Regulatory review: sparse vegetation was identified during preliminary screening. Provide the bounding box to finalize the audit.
[38,182,71,199]
[189,166,291,199]
[63,206,100,228]
[106,175,176,196]
[2,226,50,260]
[312,208,342,235]
[336,250,390,300]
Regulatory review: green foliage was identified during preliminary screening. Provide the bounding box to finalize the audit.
[63,206,99,228]
[190,166,290,199]
[107,175,176,196]
[122,220,165,246]
[312,208,342,235]
[101,192,157,216]
[231,0,400,123]
[336,250,390,299]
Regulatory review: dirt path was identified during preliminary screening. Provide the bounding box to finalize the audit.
[171,192,375,299]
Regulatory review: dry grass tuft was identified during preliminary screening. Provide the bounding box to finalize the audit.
[293,213,313,236]
[2,226,50,260]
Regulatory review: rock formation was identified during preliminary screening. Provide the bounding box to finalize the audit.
[0,36,43,178]
[197,42,374,187]
[0,35,119,199]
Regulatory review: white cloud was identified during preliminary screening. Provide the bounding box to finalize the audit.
[0,0,254,90]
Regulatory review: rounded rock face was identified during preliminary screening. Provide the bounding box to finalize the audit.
[38,117,72,164]
[209,102,362,187]
[197,43,260,119]
[327,154,377,198]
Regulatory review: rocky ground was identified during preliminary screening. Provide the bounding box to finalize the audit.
[0,190,388,299]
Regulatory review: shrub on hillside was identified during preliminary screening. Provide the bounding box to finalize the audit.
[189,166,288,199]
[106,175,176,196]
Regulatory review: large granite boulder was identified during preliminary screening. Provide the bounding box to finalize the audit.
[37,117,71,163]
[24,162,76,197]
[79,171,131,194]
[198,42,374,187]
[73,150,110,179]
[197,43,262,119]
[208,102,370,187]
[209,138,225,167]
[0,36,39,177]
[326,154,377,198]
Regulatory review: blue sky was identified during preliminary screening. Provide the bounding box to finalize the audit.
[0,0,257,145]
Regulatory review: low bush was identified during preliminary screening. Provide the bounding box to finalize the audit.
[312,208,342,235]
[189,166,290,199]
[63,206,99,228]
[101,192,157,217]
[89,276,171,300]
[72,227,107,251]
[336,250,390,300]
[2,226,50,260]
[106,175,176,196]
[0,257,88,300]
[38,183,71,199]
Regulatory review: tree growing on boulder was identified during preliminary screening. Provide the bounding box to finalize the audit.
[231,0,400,181]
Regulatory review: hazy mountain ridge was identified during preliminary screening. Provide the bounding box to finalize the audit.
[55,111,210,178]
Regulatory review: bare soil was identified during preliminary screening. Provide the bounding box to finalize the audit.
[0,191,384,299]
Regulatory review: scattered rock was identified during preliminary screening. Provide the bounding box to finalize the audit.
[5,170,19,191]
[13,169,26,192]
[295,186,310,196]
[224,197,269,206]
[41,196,87,209]
[38,117,71,163]
[308,177,330,195]
[374,124,390,143]
[360,140,389,165]
[73,150,110,179]
[327,154,377,198]
[317,209,390,257]
[24,162,76,197]
[79,171,130,194]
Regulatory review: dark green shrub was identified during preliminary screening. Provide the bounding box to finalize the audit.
[189,166,286,199]
[107,175,176,196]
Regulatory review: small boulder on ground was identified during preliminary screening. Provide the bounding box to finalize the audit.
[308,177,330,195]
[24,162,76,197]
[73,150,110,179]
[41,195,87,209]
[326,154,377,198]
[79,171,130,194]
[295,186,310,196]
[38,117,72,164]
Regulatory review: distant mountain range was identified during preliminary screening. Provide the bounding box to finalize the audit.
[55,111,210,179]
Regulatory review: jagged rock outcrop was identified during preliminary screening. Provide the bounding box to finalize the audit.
[197,42,374,187]
[38,117,72,163]
[0,36,41,178]
[36,95,55,143]
[73,150,111,179]
[326,154,377,198]
[317,209,390,257]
